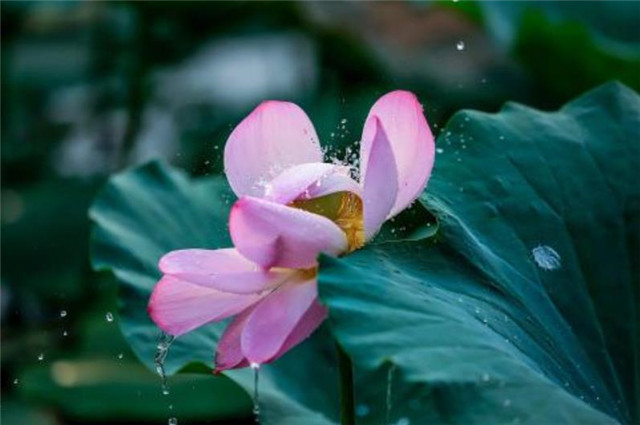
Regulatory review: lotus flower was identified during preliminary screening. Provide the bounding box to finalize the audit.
[148,90,435,371]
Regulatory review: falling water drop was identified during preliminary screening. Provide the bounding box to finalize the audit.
[154,332,175,396]
[456,41,465,51]
[251,362,261,422]
[105,312,114,322]
[386,364,396,425]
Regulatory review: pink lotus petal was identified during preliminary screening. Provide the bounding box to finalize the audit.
[148,275,262,336]
[360,90,435,216]
[274,298,328,359]
[214,304,256,372]
[229,196,347,269]
[159,248,288,294]
[224,101,323,198]
[363,117,398,241]
[241,276,317,364]
[264,163,360,205]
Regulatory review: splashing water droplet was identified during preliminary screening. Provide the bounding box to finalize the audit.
[356,404,370,417]
[532,245,561,270]
[386,364,396,425]
[154,333,175,396]
[250,362,261,422]
[105,312,114,322]
[60,310,67,318]
[456,41,465,51]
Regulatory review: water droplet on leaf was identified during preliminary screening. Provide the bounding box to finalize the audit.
[532,245,561,270]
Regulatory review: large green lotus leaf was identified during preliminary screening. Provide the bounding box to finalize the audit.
[319,82,639,425]
[89,163,341,425]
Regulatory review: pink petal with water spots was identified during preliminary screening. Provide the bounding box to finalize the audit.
[264,162,360,205]
[159,248,288,294]
[214,304,256,372]
[241,276,317,364]
[229,196,347,269]
[360,90,435,216]
[148,275,262,336]
[362,117,398,241]
[224,101,323,198]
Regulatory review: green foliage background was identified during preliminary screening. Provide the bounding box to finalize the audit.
[2,1,639,424]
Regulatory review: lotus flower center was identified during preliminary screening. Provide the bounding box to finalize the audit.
[289,191,364,253]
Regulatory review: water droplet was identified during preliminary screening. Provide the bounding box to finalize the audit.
[168,418,177,425]
[60,310,67,318]
[118,353,124,360]
[503,399,511,407]
[251,362,261,422]
[532,245,562,270]
[356,404,370,417]
[13,378,19,385]
[340,118,348,125]
[105,312,114,322]
[154,333,175,396]
[481,373,490,382]
[456,41,465,51]
[37,352,44,361]
[395,418,410,425]
[63,330,68,337]
[436,148,444,154]
[499,135,505,141]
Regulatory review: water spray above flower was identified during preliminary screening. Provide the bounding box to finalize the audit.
[148,90,435,371]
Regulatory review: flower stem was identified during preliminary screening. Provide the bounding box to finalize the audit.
[336,342,355,425]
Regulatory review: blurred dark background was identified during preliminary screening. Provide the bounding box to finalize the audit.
[2,1,639,424]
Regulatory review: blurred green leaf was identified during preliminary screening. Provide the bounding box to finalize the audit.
[319,82,639,424]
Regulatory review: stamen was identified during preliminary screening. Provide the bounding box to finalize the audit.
[290,191,364,252]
